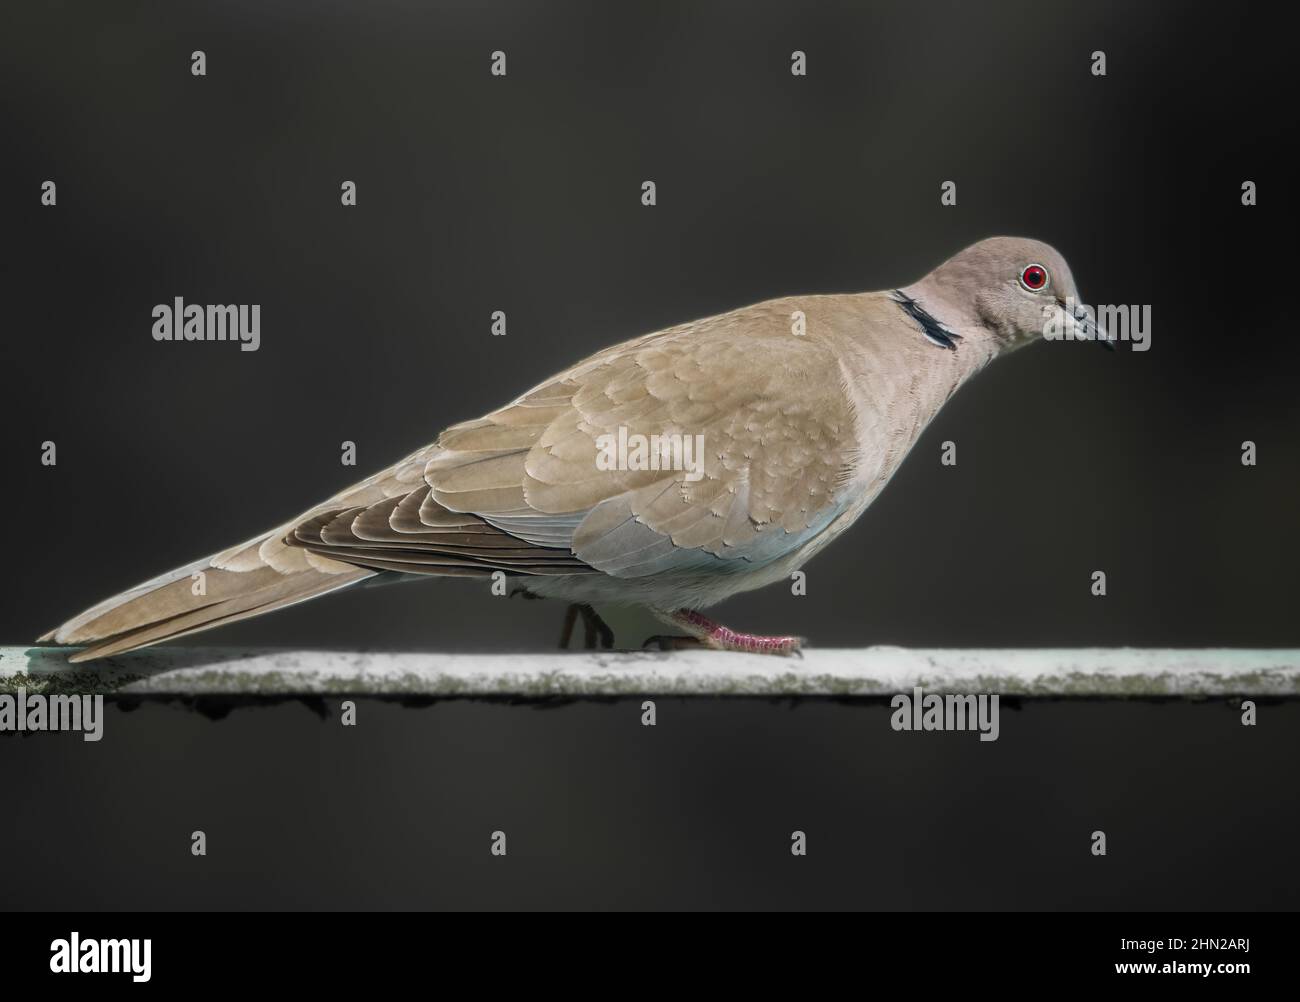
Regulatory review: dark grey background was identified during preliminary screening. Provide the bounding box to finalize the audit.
[2,0,1295,909]
[5,698,1298,910]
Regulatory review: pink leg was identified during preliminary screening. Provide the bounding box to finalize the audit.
[653,609,803,656]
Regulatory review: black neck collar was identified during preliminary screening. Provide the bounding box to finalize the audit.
[890,290,962,351]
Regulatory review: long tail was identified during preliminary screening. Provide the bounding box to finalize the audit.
[38,526,375,663]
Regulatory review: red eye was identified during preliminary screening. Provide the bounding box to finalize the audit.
[1020,264,1049,291]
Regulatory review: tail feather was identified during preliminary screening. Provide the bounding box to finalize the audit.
[36,555,214,644]
[64,567,371,662]
[39,531,374,662]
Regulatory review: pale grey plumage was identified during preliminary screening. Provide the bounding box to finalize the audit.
[42,236,1088,660]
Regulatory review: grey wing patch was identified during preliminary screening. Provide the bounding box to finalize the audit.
[570,495,735,577]
[478,510,589,548]
[572,479,851,579]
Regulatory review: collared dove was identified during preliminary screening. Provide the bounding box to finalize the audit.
[41,236,1103,661]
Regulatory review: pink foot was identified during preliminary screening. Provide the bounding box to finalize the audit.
[654,609,804,656]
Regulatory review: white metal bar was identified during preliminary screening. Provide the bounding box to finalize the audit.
[3,646,1298,697]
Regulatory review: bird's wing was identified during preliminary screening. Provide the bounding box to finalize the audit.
[291,299,862,578]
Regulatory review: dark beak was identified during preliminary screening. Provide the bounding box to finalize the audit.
[1071,301,1115,350]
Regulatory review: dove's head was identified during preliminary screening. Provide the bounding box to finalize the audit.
[905,236,1107,353]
